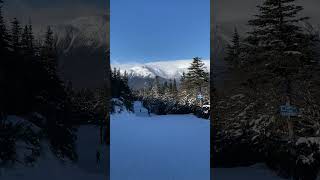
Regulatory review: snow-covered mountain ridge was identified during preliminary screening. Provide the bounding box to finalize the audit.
[112,59,210,80]
[47,15,108,53]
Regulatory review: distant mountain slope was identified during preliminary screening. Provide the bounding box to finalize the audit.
[53,15,108,53]
[112,59,210,90]
[112,59,210,80]
[47,15,109,89]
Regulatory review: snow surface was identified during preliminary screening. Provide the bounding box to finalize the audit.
[6,115,42,133]
[112,59,210,79]
[211,164,285,180]
[1,125,109,180]
[110,101,210,180]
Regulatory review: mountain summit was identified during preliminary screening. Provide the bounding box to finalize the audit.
[112,59,210,80]
[112,59,209,90]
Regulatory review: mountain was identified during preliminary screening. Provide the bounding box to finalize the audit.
[53,15,108,53]
[113,59,210,80]
[112,59,209,89]
[48,15,109,89]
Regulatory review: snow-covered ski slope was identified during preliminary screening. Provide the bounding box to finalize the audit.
[110,101,210,180]
[1,124,109,180]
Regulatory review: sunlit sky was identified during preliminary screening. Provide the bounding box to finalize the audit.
[111,0,210,64]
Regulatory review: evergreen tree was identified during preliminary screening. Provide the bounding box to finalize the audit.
[180,72,186,87]
[116,69,121,79]
[0,0,9,119]
[113,67,117,79]
[246,0,314,71]
[154,76,162,96]
[168,79,173,92]
[123,70,128,83]
[21,21,34,56]
[185,57,209,92]
[10,18,22,54]
[0,0,9,54]
[173,78,178,94]
[42,26,57,75]
[225,27,241,68]
[21,25,29,50]
[27,20,34,51]
[115,68,121,97]
[163,81,169,92]
[110,67,134,111]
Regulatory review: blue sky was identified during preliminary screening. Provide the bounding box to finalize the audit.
[111,0,210,64]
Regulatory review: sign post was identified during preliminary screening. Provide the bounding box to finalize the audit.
[280,97,298,140]
[197,93,204,107]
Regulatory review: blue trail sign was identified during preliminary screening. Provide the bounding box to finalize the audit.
[280,105,298,117]
[197,94,204,100]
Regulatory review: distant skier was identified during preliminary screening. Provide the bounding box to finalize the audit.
[140,109,141,112]
[96,150,101,165]
[148,109,151,116]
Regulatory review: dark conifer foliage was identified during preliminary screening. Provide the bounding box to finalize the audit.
[185,57,209,91]
[173,79,178,93]
[225,27,241,68]
[0,0,9,119]
[0,0,9,55]
[10,18,22,54]
[245,0,317,73]
[0,0,93,166]
[110,67,133,112]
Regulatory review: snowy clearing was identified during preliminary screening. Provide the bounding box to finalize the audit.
[110,101,210,180]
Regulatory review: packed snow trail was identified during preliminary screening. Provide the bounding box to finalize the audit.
[1,121,109,180]
[76,126,109,176]
[134,101,150,117]
[110,101,210,180]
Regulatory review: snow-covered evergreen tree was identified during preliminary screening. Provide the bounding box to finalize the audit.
[225,27,241,68]
[185,57,209,90]
[41,26,58,75]
[10,18,22,54]
[245,0,316,73]
[110,67,134,112]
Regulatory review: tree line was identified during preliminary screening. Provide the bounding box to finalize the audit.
[138,57,210,118]
[110,67,134,112]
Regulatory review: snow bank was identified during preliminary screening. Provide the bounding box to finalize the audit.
[6,115,41,133]
[1,125,109,180]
